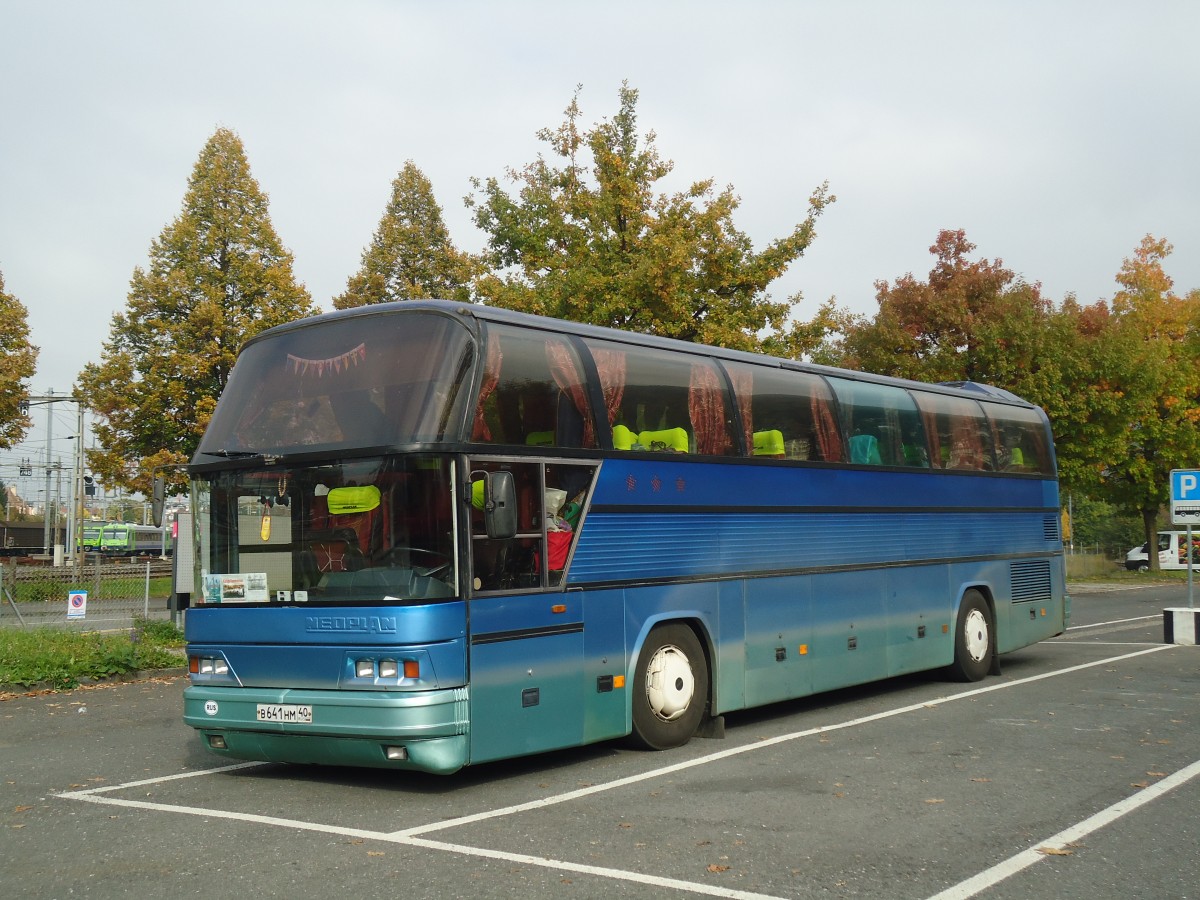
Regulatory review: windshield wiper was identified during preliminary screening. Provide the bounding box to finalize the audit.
[201,449,261,458]
[201,450,281,464]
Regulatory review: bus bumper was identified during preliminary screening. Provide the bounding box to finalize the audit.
[183,684,470,774]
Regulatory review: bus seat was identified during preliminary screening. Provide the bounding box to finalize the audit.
[311,538,351,573]
[525,430,554,446]
[639,427,688,452]
[849,434,882,465]
[753,429,785,457]
[612,424,636,450]
[310,527,367,573]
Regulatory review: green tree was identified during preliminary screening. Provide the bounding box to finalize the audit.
[0,269,38,448]
[1091,236,1200,567]
[77,128,317,494]
[333,161,475,308]
[469,83,833,351]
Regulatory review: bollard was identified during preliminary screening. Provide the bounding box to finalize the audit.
[1163,608,1200,645]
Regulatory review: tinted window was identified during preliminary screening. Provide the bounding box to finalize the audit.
[913,393,994,471]
[472,324,597,449]
[723,362,844,461]
[981,403,1055,475]
[829,378,929,468]
[199,311,474,456]
[583,338,737,456]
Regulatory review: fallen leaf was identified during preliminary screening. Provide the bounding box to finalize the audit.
[1037,847,1074,856]
[970,778,992,783]
[14,805,33,813]
[706,864,730,873]
[1147,771,1167,777]
[1130,781,1150,789]
[367,851,385,857]
[924,798,945,804]
[618,822,633,829]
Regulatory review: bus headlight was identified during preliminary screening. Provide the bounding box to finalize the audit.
[189,656,229,676]
[355,659,375,678]
[378,659,398,679]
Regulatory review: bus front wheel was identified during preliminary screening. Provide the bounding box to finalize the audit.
[630,623,709,751]
[949,589,993,682]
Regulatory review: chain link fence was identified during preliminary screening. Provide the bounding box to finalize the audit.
[0,557,177,632]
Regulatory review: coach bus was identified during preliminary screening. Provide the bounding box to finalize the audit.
[180,300,1067,774]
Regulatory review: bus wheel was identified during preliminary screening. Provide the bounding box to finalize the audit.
[630,623,709,750]
[949,589,993,682]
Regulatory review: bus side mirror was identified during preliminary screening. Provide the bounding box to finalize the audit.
[476,470,517,539]
[151,476,166,528]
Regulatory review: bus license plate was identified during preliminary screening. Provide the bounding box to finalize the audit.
[256,704,312,724]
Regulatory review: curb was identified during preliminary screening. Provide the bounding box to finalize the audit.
[0,666,189,696]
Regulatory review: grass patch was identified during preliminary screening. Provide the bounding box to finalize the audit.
[1068,567,1192,584]
[0,616,185,690]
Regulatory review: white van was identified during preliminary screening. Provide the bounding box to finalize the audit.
[1124,530,1200,571]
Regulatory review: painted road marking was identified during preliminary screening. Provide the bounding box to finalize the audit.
[58,644,1181,900]
[927,757,1200,900]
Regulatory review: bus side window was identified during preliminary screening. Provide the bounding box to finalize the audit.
[829,378,929,468]
[913,393,993,471]
[586,338,735,456]
[471,324,597,449]
[722,361,843,462]
[981,403,1053,475]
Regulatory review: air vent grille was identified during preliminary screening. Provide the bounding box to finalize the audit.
[1011,559,1052,603]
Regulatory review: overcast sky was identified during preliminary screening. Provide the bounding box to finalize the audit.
[2,1,1198,484]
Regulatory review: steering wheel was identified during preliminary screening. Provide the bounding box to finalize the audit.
[377,546,451,578]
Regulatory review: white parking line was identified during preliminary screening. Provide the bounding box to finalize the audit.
[1065,615,1160,631]
[55,644,1179,900]
[391,645,1176,838]
[926,757,1200,900]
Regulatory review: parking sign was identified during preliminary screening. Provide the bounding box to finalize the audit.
[1170,469,1200,526]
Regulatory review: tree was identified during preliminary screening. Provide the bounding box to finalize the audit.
[77,128,317,494]
[1091,236,1200,567]
[333,161,475,308]
[804,229,1129,501]
[468,83,833,351]
[0,269,38,448]
[819,230,1054,384]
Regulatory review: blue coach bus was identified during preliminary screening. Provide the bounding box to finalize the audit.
[181,300,1067,773]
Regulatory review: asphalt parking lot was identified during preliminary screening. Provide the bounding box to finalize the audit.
[3,582,1198,899]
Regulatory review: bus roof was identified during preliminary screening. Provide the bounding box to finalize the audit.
[239,300,1041,410]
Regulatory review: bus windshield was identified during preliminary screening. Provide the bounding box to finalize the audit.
[192,455,458,606]
[197,309,475,456]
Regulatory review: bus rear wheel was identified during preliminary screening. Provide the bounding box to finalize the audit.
[630,623,709,751]
[949,589,993,682]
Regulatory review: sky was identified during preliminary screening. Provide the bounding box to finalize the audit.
[1,1,1198,496]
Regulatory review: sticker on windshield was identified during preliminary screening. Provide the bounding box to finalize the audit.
[203,572,270,604]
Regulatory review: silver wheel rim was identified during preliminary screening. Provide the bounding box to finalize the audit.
[645,644,695,722]
[964,607,989,663]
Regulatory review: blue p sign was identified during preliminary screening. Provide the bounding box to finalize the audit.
[1172,470,1200,501]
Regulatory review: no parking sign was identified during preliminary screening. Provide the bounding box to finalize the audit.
[67,590,87,620]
